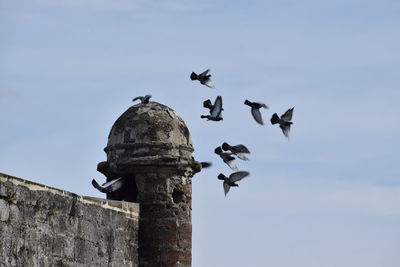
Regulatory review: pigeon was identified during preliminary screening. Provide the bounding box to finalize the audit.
[221,142,250,160]
[132,94,152,104]
[190,69,215,88]
[217,171,250,196]
[270,107,294,138]
[201,95,223,121]
[91,177,126,193]
[244,100,268,125]
[214,146,238,170]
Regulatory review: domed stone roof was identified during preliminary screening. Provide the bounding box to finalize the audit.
[103,101,194,170]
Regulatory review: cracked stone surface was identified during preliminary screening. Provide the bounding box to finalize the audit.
[0,173,139,267]
[103,102,195,172]
[98,101,199,267]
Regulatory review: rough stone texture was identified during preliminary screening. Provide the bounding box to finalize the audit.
[0,173,139,267]
[98,101,202,267]
[104,102,195,170]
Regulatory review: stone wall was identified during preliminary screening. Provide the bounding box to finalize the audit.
[0,173,139,267]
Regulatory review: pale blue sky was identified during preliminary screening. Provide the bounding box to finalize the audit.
[1,1,400,266]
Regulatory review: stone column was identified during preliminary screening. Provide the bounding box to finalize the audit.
[98,102,201,267]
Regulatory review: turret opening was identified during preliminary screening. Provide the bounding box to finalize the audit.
[172,188,184,204]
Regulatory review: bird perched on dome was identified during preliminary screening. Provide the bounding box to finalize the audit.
[91,177,126,193]
[132,94,152,104]
[214,146,238,170]
[244,99,269,125]
[201,95,223,121]
[270,107,294,138]
[218,171,250,196]
[221,142,250,160]
[190,69,215,88]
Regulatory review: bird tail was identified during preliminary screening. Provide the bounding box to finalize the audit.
[190,72,198,80]
[270,113,280,124]
[244,100,252,106]
[221,142,230,151]
[203,99,213,109]
[214,146,223,155]
[217,174,226,180]
[201,162,212,168]
[91,179,106,193]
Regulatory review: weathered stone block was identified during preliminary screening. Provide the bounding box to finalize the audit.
[0,173,139,267]
[0,199,9,222]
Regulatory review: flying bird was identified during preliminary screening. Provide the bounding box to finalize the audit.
[270,107,294,138]
[244,100,268,125]
[91,177,126,193]
[201,95,223,121]
[218,171,250,196]
[221,142,250,160]
[132,94,152,104]
[190,69,215,88]
[214,146,238,170]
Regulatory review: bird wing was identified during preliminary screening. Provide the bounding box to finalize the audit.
[132,96,144,102]
[202,79,215,88]
[223,153,235,161]
[259,103,269,109]
[223,181,231,196]
[226,159,238,171]
[235,153,249,161]
[229,171,250,183]
[210,96,223,117]
[107,177,126,192]
[279,124,291,138]
[232,144,250,154]
[92,179,107,193]
[199,69,210,76]
[101,177,124,188]
[280,107,294,121]
[251,108,264,125]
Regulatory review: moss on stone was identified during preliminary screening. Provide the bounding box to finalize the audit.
[48,207,57,217]
[5,189,15,204]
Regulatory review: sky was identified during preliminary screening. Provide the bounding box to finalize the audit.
[1,0,400,266]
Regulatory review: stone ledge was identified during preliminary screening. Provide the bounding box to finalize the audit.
[0,172,139,218]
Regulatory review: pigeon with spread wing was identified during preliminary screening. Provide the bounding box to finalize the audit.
[244,100,268,125]
[91,177,126,194]
[218,171,250,196]
[190,69,215,88]
[214,146,238,170]
[201,95,223,121]
[221,142,250,160]
[132,94,152,104]
[270,107,294,138]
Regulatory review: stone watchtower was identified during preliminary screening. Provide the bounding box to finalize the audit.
[97,101,201,266]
